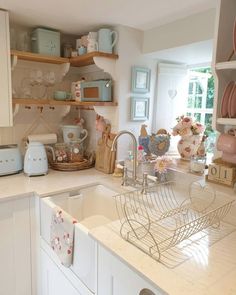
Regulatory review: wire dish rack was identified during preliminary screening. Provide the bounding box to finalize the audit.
[114,181,235,268]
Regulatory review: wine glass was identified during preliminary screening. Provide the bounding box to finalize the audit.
[43,71,56,99]
[29,69,44,98]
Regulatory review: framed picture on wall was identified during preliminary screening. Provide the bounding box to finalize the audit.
[130,97,149,121]
[131,66,151,93]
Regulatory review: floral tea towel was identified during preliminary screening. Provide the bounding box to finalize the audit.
[50,207,77,267]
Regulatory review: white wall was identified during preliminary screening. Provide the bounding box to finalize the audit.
[114,25,157,160]
[143,9,215,55]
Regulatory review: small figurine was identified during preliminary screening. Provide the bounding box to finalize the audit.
[138,124,150,155]
[95,115,106,133]
[148,129,170,157]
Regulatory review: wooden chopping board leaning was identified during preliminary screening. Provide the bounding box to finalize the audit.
[95,124,116,174]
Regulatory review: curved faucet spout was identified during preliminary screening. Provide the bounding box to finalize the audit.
[111,130,137,182]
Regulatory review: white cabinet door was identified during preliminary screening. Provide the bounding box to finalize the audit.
[41,247,81,295]
[0,196,32,295]
[0,10,12,127]
[98,245,165,295]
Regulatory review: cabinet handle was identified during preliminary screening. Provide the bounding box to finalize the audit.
[139,289,156,295]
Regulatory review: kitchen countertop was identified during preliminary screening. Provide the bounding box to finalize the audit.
[90,169,236,295]
[0,168,121,201]
[0,167,236,295]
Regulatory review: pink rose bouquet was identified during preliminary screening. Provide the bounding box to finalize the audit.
[172,115,205,137]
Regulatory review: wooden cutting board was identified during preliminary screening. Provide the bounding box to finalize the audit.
[95,124,116,174]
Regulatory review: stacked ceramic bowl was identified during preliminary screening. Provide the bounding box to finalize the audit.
[220,81,236,118]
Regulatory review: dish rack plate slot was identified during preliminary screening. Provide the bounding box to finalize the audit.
[114,181,235,268]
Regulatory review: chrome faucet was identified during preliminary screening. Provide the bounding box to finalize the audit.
[111,130,137,185]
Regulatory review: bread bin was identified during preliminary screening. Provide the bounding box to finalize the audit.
[0,144,23,176]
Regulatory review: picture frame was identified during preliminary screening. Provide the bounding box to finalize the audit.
[130,97,149,121]
[131,66,151,93]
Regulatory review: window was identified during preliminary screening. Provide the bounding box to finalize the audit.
[186,69,213,126]
[186,67,216,154]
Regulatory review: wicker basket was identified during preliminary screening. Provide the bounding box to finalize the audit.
[49,153,95,171]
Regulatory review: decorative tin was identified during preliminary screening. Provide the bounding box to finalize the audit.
[31,28,60,56]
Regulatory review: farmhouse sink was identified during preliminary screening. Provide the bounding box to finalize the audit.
[50,183,119,227]
[40,183,119,293]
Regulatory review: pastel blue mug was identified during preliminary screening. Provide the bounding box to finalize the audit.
[98,28,118,54]
[78,46,87,55]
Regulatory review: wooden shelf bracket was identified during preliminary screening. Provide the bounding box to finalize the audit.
[93,56,117,80]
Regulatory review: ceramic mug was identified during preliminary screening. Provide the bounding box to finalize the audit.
[61,125,88,143]
[54,91,71,100]
[98,28,118,53]
[87,39,98,53]
[78,46,87,55]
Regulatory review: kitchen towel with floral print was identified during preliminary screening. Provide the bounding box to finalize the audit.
[50,206,77,267]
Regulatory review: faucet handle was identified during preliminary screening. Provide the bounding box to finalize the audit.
[141,173,148,194]
[122,167,129,186]
[147,175,158,182]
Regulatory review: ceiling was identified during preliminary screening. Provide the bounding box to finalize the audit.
[146,40,213,65]
[0,0,216,34]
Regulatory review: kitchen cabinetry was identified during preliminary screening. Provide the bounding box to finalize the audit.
[97,245,165,295]
[212,0,236,132]
[0,10,12,126]
[0,194,36,295]
[40,248,82,295]
[40,239,93,295]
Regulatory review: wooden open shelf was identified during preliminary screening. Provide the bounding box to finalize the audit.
[69,52,118,67]
[12,98,118,107]
[215,60,236,70]
[217,118,236,125]
[11,50,118,67]
[11,50,69,64]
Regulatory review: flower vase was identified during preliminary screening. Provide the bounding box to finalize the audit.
[177,135,202,160]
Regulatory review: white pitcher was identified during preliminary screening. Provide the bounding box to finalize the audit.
[98,28,118,53]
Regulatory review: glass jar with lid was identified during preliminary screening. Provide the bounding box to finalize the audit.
[63,43,73,57]
[67,141,84,163]
[190,155,206,174]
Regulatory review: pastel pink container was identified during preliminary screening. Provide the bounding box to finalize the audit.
[217,134,236,154]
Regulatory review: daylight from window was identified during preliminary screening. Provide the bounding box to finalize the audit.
[186,67,216,155]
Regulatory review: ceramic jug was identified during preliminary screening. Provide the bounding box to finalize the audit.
[61,125,88,143]
[98,28,118,53]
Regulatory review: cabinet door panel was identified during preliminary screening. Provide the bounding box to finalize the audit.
[41,248,81,295]
[98,245,165,295]
[0,197,32,295]
[0,10,12,126]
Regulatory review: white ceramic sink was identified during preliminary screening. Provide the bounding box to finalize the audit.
[48,183,119,229]
[40,183,119,293]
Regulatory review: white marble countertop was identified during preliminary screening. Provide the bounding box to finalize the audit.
[0,168,236,295]
[0,168,121,201]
